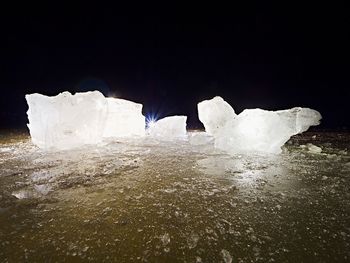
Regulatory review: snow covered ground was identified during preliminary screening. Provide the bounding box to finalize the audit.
[0,131,349,262]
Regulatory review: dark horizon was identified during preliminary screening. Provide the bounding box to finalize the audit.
[2,3,349,130]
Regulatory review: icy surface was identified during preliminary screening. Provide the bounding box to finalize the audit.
[189,132,214,146]
[26,91,145,150]
[198,96,322,154]
[148,116,187,138]
[0,131,349,262]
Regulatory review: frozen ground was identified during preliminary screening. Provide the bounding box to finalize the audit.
[0,130,349,262]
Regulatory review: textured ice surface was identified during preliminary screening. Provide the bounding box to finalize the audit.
[189,132,214,146]
[0,131,349,262]
[26,91,145,150]
[307,143,323,154]
[148,116,187,138]
[198,96,236,136]
[103,98,145,138]
[26,91,108,150]
[198,96,322,154]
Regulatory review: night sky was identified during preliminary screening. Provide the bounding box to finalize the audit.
[2,3,349,129]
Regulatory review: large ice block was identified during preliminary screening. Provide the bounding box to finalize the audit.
[147,116,187,138]
[198,97,321,154]
[103,98,145,138]
[197,96,236,136]
[26,91,146,150]
[26,91,108,150]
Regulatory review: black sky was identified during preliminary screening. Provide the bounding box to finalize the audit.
[2,3,349,129]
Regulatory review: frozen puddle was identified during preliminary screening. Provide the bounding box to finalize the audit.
[0,131,349,262]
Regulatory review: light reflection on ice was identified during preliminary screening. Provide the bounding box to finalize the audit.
[0,131,349,262]
[197,153,291,190]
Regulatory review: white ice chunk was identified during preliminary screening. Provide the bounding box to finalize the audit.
[34,184,52,195]
[148,116,187,138]
[26,91,146,150]
[12,190,32,199]
[275,107,322,134]
[103,98,145,138]
[198,96,321,154]
[198,96,236,136]
[26,91,108,150]
[307,143,322,154]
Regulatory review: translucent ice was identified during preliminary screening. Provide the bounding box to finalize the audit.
[307,143,322,154]
[26,91,108,150]
[34,184,52,195]
[103,98,145,138]
[147,116,187,138]
[198,96,236,136]
[198,96,321,154]
[26,91,145,150]
[189,132,214,146]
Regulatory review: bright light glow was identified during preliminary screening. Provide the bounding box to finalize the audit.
[148,120,156,128]
[146,115,158,129]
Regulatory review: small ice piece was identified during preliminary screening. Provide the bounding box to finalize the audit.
[12,190,32,199]
[198,96,321,154]
[160,233,171,246]
[338,150,347,155]
[31,171,55,183]
[0,147,12,153]
[220,249,232,263]
[307,143,322,154]
[103,98,145,138]
[148,116,187,138]
[34,184,52,195]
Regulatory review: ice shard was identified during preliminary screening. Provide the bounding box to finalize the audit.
[198,96,321,154]
[147,116,187,138]
[26,91,146,150]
